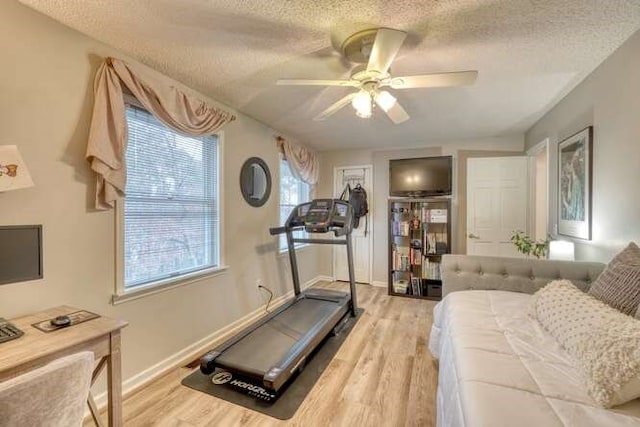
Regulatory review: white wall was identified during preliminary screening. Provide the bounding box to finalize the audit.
[0,0,321,394]
[316,136,524,284]
[525,29,640,262]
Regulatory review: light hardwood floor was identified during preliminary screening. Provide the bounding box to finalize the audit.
[104,282,439,426]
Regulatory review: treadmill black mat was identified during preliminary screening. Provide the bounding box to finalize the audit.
[181,308,363,420]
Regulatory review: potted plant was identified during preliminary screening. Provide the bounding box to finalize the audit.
[510,230,550,259]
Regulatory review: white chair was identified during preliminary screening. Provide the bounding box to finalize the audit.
[0,351,94,427]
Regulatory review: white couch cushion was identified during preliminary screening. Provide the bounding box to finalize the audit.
[532,280,640,407]
[430,290,640,427]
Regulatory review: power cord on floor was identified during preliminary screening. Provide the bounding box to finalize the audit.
[258,285,273,313]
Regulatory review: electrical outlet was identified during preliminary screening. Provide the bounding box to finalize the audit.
[256,279,264,302]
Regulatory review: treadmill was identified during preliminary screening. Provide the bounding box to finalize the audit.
[200,199,358,393]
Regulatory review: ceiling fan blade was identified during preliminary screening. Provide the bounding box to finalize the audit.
[366,28,407,75]
[277,79,358,87]
[314,93,358,121]
[389,71,478,89]
[376,98,410,124]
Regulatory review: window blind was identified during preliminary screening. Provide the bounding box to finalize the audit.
[124,105,219,288]
[279,159,309,251]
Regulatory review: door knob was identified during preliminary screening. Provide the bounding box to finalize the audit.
[468,233,480,239]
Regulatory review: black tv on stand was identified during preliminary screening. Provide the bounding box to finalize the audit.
[389,156,452,197]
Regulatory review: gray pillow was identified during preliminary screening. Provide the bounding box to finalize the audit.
[589,264,640,316]
[588,242,640,316]
[608,242,640,267]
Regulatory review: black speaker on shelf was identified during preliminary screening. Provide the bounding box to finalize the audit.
[435,242,448,255]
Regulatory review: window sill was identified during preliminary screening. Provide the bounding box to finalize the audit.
[112,265,230,305]
[278,244,311,257]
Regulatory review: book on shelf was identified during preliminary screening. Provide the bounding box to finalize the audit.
[411,278,421,296]
[424,231,448,254]
[401,255,409,271]
[421,258,442,280]
[392,245,411,271]
[391,243,397,269]
[419,208,448,224]
[391,221,411,236]
[429,209,448,223]
[426,232,437,254]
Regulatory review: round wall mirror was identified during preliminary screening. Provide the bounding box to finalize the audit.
[240,157,271,207]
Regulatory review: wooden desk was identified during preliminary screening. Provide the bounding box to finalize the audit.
[0,306,128,427]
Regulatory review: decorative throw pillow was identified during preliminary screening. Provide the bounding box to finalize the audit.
[588,264,640,316]
[608,242,640,267]
[531,280,640,407]
[588,242,640,314]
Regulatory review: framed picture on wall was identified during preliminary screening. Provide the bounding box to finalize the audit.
[557,126,593,240]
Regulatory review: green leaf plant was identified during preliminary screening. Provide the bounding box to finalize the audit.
[510,230,550,259]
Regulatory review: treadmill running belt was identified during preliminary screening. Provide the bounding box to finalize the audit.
[214,298,343,377]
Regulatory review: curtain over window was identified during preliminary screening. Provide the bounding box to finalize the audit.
[86,57,235,210]
[276,136,319,194]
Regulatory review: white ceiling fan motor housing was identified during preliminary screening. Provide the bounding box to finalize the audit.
[341,28,380,64]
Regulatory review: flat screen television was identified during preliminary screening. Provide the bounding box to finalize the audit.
[0,225,43,285]
[389,156,452,197]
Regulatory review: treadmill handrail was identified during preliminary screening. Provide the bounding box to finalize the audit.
[269,226,287,235]
[272,227,348,239]
[334,227,349,237]
[292,238,347,245]
[278,199,354,238]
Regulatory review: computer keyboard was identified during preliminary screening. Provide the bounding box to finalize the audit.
[0,317,24,344]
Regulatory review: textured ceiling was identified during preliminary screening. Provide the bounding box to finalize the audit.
[18,0,640,150]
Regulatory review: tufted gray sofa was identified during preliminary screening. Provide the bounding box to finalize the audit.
[431,255,639,426]
[440,254,606,297]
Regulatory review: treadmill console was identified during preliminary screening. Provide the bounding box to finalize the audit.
[288,199,352,235]
[305,200,334,233]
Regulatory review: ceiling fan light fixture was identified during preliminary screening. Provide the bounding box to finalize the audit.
[375,90,397,112]
[354,103,372,119]
[352,91,372,118]
[278,26,477,125]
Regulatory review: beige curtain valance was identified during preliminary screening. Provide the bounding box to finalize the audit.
[276,136,319,188]
[86,57,235,210]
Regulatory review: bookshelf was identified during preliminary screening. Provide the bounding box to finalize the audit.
[388,198,451,300]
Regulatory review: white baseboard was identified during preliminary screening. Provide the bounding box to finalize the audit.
[315,275,335,283]
[88,274,328,415]
[371,280,388,288]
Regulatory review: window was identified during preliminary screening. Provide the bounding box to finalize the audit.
[279,159,310,251]
[119,104,220,293]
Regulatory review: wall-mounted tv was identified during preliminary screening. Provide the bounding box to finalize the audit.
[389,156,452,197]
[0,225,43,285]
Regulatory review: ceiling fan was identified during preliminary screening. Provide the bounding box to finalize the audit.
[277,28,478,124]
